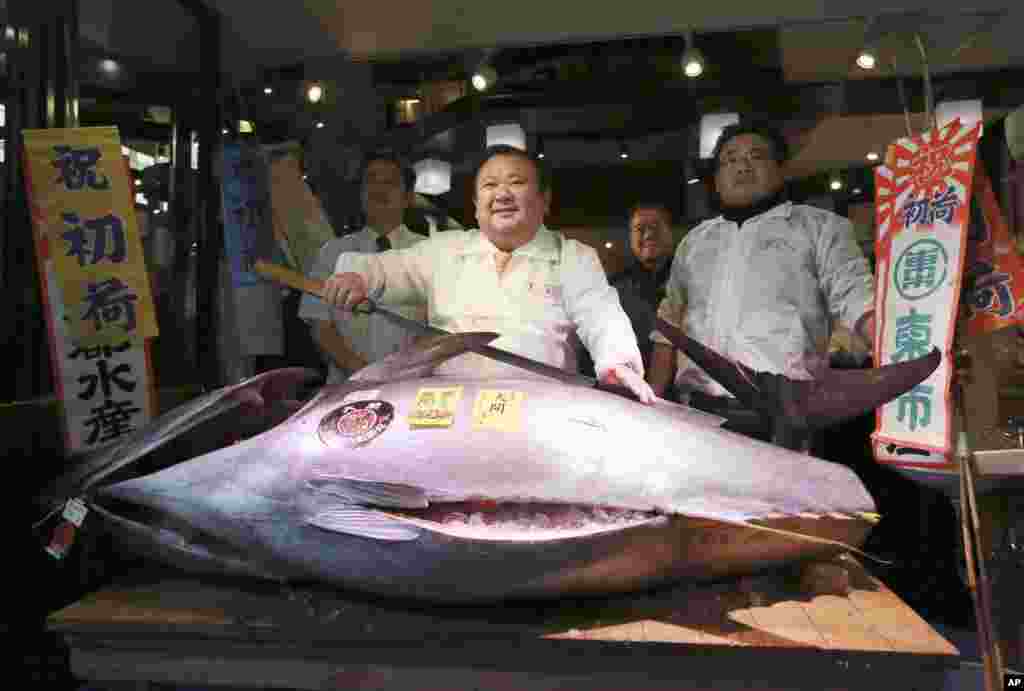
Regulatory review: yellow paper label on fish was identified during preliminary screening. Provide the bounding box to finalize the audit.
[472,390,525,431]
[408,386,463,427]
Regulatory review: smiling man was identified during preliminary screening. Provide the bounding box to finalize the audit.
[321,145,655,403]
[299,152,428,384]
[648,122,876,442]
[614,203,676,368]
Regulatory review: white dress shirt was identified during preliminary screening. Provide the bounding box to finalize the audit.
[336,226,644,380]
[299,224,427,383]
[652,202,875,398]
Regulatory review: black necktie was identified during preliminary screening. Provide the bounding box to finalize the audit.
[376,236,391,252]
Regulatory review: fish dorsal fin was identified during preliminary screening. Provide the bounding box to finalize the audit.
[307,477,428,509]
[43,368,322,509]
[349,331,500,383]
[306,507,421,541]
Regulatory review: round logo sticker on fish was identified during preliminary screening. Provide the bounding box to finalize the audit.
[319,400,395,448]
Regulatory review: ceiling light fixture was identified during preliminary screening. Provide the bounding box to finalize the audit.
[263,86,273,95]
[829,173,844,192]
[604,242,613,249]
[307,83,324,104]
[471,64,498,92]
[866,151,880,162]
[687,177,700,185]
[98,58,120,76]
[936,99,983,132]
[856,49,877,70]
[619,141,629,160]
[699,112,740,159]
[315,121,325,129]
[414,159,452,195]
[486,122,526,150]
[681,31,705,78]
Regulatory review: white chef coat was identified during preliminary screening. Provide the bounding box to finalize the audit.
[336,226,643,379]
[652,202,875,398]
[299,224,427,383]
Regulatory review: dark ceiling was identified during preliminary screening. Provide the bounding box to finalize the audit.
[26,1,1021,248]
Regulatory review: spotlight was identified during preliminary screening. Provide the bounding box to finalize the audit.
[687,177,700,185]
[866,151,880,162]
[98,58,120,76]
[307,83,324,103]
[604,242,613,249]
[537,152,545,159]
[619,142,629,160]
[471,64,498,92]
[829,174,844,192]
[315,121,325,129]
[856,49,877,70]
[681,31,705,78]
[263,86,273,95]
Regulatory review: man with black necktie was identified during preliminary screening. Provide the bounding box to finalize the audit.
[299,152,428,383]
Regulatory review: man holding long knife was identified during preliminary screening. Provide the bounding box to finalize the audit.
[317,144,657,404]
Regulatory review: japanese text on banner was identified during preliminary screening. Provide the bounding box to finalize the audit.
[22,127,157,347]
[44,258,153,452]
[964,165,1024,336]
[872,118,982,464]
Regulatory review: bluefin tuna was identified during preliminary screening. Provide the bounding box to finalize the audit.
[41,332,940,603]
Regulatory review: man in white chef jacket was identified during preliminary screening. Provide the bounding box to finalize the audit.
[320,144,656,403]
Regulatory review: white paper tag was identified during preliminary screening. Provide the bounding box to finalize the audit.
[62,497,89,527]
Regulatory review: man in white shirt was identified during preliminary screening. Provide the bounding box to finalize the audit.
[320,145,656,403]
[298,153,428,384]
[649,122,876,439]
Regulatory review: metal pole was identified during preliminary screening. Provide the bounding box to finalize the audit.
[178,1,224,389]
[1,0,79,403]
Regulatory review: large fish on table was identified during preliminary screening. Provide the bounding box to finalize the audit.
[41,333,940,603]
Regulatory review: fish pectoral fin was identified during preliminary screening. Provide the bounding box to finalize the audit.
[307,477,428,509]
[305,507,421,541]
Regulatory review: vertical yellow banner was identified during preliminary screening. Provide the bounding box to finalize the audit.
[23,127,158,346]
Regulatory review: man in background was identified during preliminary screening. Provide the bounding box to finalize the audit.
[298,152,428,383]
[648,121,875,441]
[319,145,655,403]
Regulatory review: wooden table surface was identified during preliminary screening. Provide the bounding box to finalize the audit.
[48,554,958,691]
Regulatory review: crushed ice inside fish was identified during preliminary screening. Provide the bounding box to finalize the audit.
[388,501,660,540]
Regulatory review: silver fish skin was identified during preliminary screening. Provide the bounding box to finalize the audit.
[93,366,878,603]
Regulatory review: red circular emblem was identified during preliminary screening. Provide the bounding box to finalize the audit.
[318,400,394,447]
[337,408,378,437]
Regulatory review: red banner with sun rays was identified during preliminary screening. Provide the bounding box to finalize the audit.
[872,118,982,468]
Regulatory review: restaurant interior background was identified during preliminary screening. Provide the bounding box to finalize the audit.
[1,0,1023,685]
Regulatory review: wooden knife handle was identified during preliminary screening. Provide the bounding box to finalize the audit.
[253,259,325,298]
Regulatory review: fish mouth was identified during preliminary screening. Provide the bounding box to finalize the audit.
[382,500,664,542]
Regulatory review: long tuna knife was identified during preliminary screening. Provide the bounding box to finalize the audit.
[253,260,608,390]
[254,259,940,425]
